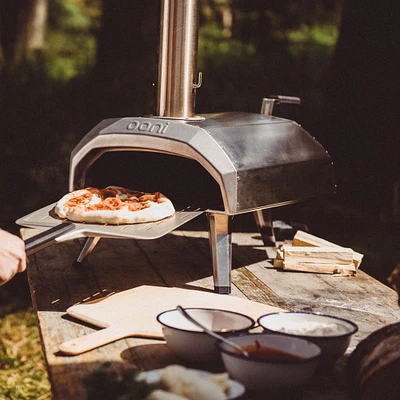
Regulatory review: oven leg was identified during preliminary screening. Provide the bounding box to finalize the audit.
[208,213,232,294]
[253,209,276,246]
[74,237,101,265]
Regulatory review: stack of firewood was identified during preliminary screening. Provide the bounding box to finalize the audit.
[274,230,364,275]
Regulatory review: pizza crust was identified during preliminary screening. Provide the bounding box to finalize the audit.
[55,186,175,225]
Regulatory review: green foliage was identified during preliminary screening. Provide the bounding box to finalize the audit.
[0,0,100,80]
[49,0,100,30]
[284,23,338,46]
[231,0,341,26]
[196,0,341,122]
[44,30,97,80]
[198,24,256,69]
[44,0,101,81]
[44,0,101,80]
[84,363,159,400]
[0,309,51,400]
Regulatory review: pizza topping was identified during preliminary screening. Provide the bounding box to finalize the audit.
[65,191,94,207]
[139,192,163,203]
[99,187,118,199]
[55,186,175,225]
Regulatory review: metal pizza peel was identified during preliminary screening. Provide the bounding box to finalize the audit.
[18,203,204,256]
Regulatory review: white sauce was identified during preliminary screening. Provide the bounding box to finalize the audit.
[276,321,349,336]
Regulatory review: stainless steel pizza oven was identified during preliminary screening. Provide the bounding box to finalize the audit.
[24,0,335,294]
[66,0,335,293]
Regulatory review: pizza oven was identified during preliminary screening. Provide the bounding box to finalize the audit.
[20,0,335,294]
[66,0,334,293]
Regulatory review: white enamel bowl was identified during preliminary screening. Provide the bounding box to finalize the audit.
[258,312,358,366]
[157,308,255,363]
[217,333,321,393]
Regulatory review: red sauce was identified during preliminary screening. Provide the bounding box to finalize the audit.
[235,340,304,361]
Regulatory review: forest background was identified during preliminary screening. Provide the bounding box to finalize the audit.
[0,1,399,399]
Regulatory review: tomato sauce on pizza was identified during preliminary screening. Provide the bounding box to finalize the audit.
[55,186,175,224]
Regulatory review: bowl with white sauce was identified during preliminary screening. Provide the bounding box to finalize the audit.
[257,311,358,366]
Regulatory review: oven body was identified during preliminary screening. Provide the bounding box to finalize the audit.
[70,113,333,213]
[69,111,334,293]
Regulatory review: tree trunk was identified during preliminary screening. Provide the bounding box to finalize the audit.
[321,0,399,216]
[93,0,158,116]
[219,0,233,38]
[22,0,48,52]
[0,0,20,62]
[0,0,48,64]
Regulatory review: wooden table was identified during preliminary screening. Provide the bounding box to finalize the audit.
[22,226,400,400]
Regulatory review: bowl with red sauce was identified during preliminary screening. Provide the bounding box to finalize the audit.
[217,332,321,393]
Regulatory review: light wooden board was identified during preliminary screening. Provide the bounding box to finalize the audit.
[60,285,283,354]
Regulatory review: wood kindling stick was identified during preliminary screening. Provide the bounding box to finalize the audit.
[282,261,356,275]
[273,230,364,274]
[292,230,364,270]
[282,246,354,265]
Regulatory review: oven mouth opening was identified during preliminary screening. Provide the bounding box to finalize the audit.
[84,151,225,212]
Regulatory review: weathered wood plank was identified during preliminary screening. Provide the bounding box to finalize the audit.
[231,267,292,310]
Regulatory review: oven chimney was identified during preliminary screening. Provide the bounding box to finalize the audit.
[155,0,201,120]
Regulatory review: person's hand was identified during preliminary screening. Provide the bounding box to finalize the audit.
[0,229,27,285]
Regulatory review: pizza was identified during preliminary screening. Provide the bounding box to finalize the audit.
[54,186,175,224]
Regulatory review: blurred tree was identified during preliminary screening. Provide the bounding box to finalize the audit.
[197,0,342,119]
[201,0,233,38]
[230,0,341,50]
[0,0,48,64]
[45,0,101,80]
[322,0,399,217]
[92,0,158,117]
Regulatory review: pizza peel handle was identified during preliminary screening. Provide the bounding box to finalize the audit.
[59,326,128,355]
[24,222,75,256]
[58,324,158,355]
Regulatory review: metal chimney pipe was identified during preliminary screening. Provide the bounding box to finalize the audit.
[155,0,201,119]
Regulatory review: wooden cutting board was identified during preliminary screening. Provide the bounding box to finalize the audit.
[59,285,284,355]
